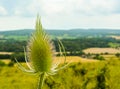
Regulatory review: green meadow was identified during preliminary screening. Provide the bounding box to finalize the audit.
[0,57,120,89]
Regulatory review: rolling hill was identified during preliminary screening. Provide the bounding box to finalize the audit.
[0,29,120,40]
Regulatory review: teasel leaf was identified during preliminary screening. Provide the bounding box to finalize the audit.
[15,58,36,73]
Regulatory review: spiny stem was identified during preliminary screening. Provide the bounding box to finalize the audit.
[37,72,46,89]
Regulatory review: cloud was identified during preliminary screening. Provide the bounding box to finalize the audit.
[0,6,7,16]
[41,14,120,29]
[0,0,120,17]
[0,16,35,30]
[0,0,120,30]
[0,0,32,16]
[72,0,115,15]
[27,0,120,16]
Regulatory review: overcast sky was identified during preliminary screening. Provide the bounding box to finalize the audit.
[0,0,120,31]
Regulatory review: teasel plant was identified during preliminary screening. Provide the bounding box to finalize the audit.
[15,15,68,89]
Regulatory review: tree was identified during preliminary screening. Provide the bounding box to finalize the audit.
[11,52,25,62]
[115,53,120,57]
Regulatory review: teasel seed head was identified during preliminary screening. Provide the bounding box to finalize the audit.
[27,16,53,73]
[15,15,69,89]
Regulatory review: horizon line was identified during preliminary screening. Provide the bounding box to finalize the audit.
[0,28,120,31]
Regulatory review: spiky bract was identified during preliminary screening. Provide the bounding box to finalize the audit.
[27,16,53,73]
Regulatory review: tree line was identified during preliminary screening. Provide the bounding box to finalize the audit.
[0,37,119,52]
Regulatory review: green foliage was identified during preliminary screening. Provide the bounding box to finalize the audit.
[0,60,6,66]
[0,39,26,52]
[11,52,25,62]
[95,65,109,89]
[7,61,14,67]
[0,54,11,59]
[94,54,105,60]
[115,53,120,57]
[54,37,118,52]
[108,42,120,48]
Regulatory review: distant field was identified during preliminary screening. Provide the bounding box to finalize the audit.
[6,35,29,41]
[111,36,120,40]
[1,56,98,65]
[83,48,120,54]
[0,52,13,55]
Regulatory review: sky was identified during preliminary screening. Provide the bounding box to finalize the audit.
[0,0,120,31]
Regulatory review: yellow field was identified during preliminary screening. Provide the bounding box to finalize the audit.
[1,56,98,65]
[53,56,98,64]
[1,59,11,64]
[83,48,120,54]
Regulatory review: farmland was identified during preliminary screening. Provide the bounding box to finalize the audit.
[0,29,120,89]
[83,48,120,54]
[0,52,13,55]
[111,36,120,40]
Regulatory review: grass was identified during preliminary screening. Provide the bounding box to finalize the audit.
[0,57,120,89]
[0,66,38,89]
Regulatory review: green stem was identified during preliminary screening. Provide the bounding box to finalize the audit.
[37,72,46,89]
